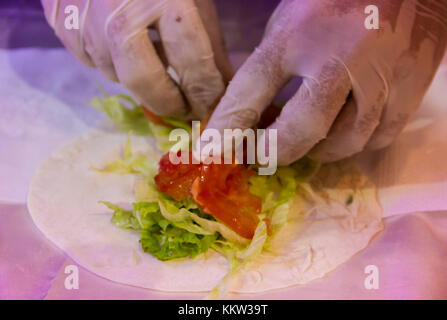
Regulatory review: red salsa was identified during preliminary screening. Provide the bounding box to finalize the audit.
[155,152,262,239]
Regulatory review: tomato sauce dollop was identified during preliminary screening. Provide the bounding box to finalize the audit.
[154,152,262,239]
[154,153,201,202]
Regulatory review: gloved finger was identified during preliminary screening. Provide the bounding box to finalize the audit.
[309,66,387,162]
[366,43,444,150]
[194,0,234,83]
[266,61,351,166]
[157,0,225,118]
[106,1,186,117]
[45,0,95,68]
[366,98,421,151]
[206,39,289,132]
[82,0,119,82]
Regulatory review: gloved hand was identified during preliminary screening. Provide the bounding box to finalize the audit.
[41,0,233,118]
[206,0,447,165]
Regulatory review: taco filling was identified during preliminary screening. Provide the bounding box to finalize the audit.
[27,91,383,297]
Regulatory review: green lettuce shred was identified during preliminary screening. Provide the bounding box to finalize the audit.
[100,201,141,230]
[249,157,318,235]
[102,200,217,261]
[207,219,268,299]
[160,196,250,246]
[91,93,153,136]
[150,124,180,152]
[90,91,192,152]
[92,135,157,178]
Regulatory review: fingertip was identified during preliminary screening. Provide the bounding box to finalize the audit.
[206,94,261,134]
[365,135,395,151]
[185,70,226,119]
[206,52,287,132]
[266,62,352,166]
[98,65,119,83]
[106,19,188,117]
[62,38,96,68]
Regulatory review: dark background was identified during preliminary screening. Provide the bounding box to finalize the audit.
[0,0,61,48]
[0,0,280,50]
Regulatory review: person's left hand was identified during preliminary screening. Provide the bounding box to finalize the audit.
[41,0,233,119]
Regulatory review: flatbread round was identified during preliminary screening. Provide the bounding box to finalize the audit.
[28,123,383,293]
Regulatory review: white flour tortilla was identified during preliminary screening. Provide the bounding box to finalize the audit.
[28,123,383,293]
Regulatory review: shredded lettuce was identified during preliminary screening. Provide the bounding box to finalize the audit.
[162,116,192,133]
[237,220,268,261]
[187,211,250,246]
[91,91,191,152]
[249,158,318,236]
[140,228,216,261]
[102,200,217,261]
[91,94,153,136]
[134,177,159,202]
[159,199,215,235]
[92,135,157,178]
[101,201,141,230]
[160,196,250,246]
[207,219,268,299]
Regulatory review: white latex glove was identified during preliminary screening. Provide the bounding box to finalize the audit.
[41,0,233,118]
[206,0,447,165]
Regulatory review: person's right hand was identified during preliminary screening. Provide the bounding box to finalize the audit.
[206,0,447,165]
[41,0,233,118]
